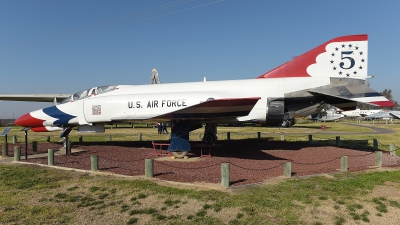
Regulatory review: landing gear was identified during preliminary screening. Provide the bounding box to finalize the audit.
[168,120,191,158]
[166,121,218,158]
[60,137,74,148]
[281,120,292,127]
[203,123,217,144]
[203,133,217,145]
[60,127,73,154]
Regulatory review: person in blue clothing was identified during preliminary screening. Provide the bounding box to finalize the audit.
[157,122,162,134]
[162,122,168,134]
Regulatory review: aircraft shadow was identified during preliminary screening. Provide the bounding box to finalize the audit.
[73,138,376,161]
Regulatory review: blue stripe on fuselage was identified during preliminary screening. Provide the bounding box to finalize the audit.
[42,106,76,125]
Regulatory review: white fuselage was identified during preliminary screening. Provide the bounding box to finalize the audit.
[51,76,331,125]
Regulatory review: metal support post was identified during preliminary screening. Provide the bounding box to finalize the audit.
[373,139,378,150]
[336,136,341,147]
[32,141,37,153]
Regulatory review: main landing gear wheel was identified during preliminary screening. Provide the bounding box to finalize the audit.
[171,151,189,158]
[203,133,217,145]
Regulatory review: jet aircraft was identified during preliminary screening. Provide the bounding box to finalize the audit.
[365,110,400,120]
[11,34,395,158]
[341,108,382,118]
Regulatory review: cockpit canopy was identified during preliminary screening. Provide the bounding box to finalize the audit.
[60,85,118,104]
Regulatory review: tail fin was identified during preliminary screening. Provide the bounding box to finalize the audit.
[257,34,368,79]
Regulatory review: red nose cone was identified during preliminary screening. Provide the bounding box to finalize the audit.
[14,113,45,127]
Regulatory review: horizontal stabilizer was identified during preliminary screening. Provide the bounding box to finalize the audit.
[308,85,395,107]
[389,111,400,119]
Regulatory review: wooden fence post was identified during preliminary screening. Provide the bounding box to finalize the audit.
[341,156,348,172]
[2,143,8,158]
[284,162,292,177]
[91,155,99,171]
[48,149,54,166]
[145,159,154,178]
[375,151,382,167]
[390,144,396,156]
[14,146,21,161]
[221,163,230,188]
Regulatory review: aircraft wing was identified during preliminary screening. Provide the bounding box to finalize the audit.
[111,97,261,121]
[0,94,70,102]
[308,84,393,108]
[389,111,400,119]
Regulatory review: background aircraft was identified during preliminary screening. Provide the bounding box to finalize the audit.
[340,108,382,118]
[365,110,400,120]
[11,34,395,158]
[306,108,344,122]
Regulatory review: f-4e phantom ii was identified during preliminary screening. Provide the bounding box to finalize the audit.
[11,34,394,158]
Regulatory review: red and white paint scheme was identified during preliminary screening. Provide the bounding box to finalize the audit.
[11,34,394,156]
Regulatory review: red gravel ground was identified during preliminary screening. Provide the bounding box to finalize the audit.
[8,140,400,187]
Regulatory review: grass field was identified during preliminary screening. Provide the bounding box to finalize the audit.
[1,121,400,224]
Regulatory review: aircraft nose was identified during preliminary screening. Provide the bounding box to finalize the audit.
[14,113,45,127]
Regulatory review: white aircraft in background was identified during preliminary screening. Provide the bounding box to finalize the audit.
[365,110,400,120]
[341,108,382,118]
[306,108,345,122]
[6,34,395,158]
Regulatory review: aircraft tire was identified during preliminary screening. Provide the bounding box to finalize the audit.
[203,133,217,145]
[172,151,189,158]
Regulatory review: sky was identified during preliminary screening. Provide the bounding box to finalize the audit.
[0,0,399,118]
